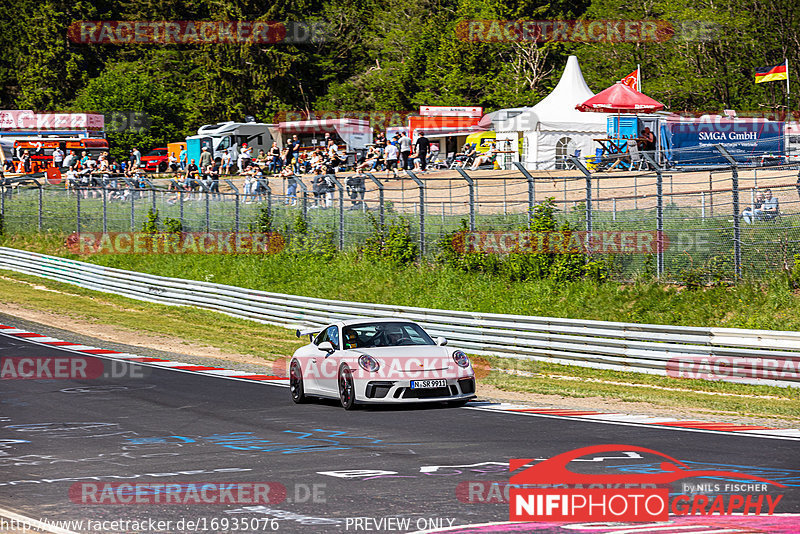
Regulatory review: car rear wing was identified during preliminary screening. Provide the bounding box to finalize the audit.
[296,328,319,341]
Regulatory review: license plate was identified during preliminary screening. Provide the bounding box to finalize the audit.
[410,379,447,389]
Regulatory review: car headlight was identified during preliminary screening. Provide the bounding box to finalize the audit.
[452,350,470,368]
[358,354,380,372]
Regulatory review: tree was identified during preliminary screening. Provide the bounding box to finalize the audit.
[72,55,190,159]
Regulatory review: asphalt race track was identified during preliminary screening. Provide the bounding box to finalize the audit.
[1,324,799,534]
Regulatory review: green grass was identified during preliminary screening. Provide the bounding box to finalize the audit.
[4,232,800,331]
[0,269,306,360]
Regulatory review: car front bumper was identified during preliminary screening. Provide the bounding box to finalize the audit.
[356,376,476,403]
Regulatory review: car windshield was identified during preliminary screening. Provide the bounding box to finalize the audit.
[341,322,434,349]
[146,149,167,157]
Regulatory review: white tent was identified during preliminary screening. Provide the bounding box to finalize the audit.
[494,56,610,170]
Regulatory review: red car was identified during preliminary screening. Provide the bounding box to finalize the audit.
[142,147,170,172]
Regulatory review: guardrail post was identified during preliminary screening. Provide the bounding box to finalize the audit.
[363,173,384,229]
[514,162,536,228]
[406,170,426,257]
[715,145,741,279]
[225,180,240,233]
[569,156,592,233]
[455,168,476,231]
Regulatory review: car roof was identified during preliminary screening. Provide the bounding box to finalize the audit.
[334,317,418,327]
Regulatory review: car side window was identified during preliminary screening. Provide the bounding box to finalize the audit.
[327,326,340,350]
[313,329,329,346]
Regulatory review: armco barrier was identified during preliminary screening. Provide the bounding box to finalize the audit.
[1,246,799,388]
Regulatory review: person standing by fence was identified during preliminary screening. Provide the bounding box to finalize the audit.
[414,131,430,172]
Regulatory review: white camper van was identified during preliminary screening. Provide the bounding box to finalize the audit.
[186,122,278,166]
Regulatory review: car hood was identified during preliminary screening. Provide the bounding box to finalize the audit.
[351,345,456,371]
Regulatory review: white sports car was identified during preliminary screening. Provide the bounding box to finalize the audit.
[290,318,476,410]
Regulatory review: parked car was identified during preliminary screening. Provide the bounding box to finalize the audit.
[142,147,169,172]
[290,318,476,410]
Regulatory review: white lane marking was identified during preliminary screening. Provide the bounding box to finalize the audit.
[146,361,196,367]
[200,370,253,376]
[27,336,62,343]
[579,414,680,424]
[740,428,800,437]
[0,506,80,534]
[55,344,98,351]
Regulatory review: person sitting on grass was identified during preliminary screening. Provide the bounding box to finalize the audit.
[757,189,779,220]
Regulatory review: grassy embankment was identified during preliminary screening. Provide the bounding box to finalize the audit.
[0,232,798,422]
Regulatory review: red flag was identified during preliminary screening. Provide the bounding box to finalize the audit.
[619,69,639,92]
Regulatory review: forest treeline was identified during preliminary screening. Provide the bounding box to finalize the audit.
[1,0,798,150]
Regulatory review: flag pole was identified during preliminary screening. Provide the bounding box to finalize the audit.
[637,64,641,92]
[786,58,791,118]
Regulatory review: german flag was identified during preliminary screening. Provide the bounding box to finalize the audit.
[755,62,788,83]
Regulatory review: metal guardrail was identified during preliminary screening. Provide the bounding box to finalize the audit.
[1,246,798,388]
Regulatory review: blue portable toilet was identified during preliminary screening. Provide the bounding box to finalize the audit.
[607,116,639,139]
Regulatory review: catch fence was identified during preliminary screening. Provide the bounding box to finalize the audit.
[3,156,800,281]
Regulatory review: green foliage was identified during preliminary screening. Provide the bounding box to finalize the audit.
[163,217,183,236]
[72,58,189,161]
[287,212,336,261]
[437,199,610,283]
[360,212,419,265]
[252,205,275,234]
[11,232,800,333]
[3,0,798,135]
[787,254,800,290]
[142,209,160,235]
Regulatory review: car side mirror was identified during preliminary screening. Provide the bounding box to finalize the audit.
[436,337,448,346]
[318,341,335,352]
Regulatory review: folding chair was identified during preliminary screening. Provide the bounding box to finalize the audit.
[627,140,646,171]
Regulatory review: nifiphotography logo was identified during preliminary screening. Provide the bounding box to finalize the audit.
[509,444,785,522]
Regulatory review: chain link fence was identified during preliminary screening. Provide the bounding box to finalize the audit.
[3,156,800,281]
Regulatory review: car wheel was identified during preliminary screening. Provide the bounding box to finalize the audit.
[158,161,168,172]
[290,360,307,404]
[338,365,357,410]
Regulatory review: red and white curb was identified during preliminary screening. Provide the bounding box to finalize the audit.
[2,323,798,440]
[0,324,289,386]
[466,402,800,441]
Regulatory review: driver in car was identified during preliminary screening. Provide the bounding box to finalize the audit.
[344,331,358,349]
